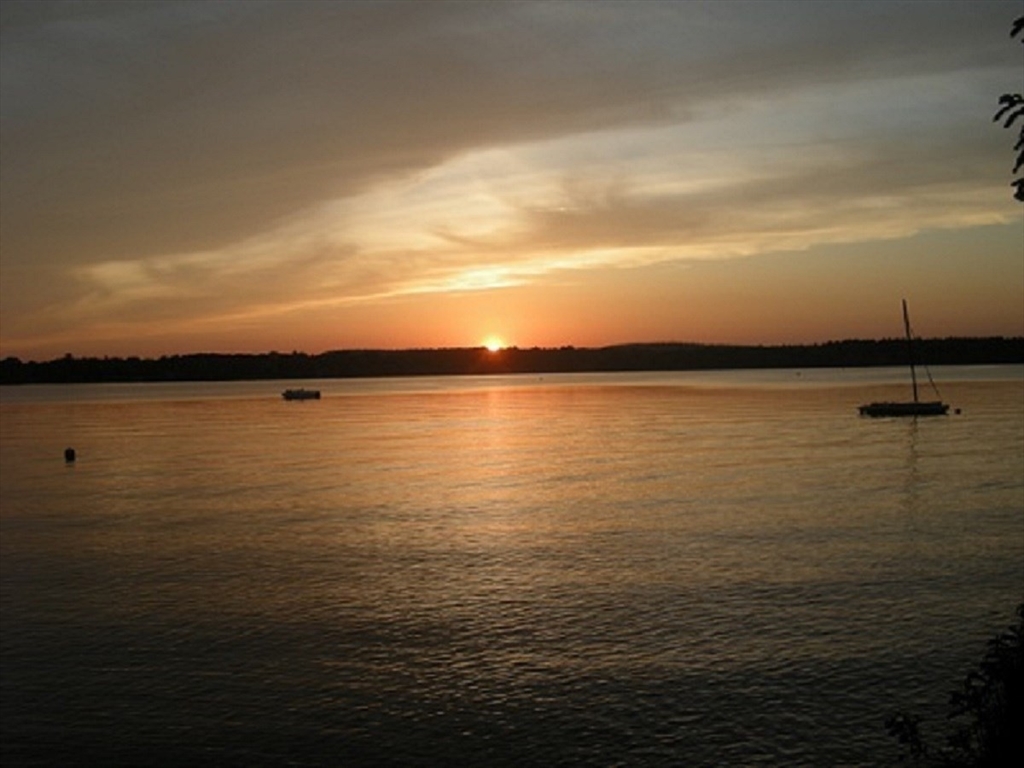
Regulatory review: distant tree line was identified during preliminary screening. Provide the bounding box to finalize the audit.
[1,337,1021,385]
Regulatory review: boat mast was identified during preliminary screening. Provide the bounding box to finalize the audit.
[902,299,919,404]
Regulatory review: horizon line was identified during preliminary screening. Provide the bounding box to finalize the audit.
[4,334,1023,366]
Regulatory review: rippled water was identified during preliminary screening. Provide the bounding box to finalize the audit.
[2,368,1022,766]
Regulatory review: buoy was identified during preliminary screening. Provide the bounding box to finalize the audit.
[64,447,76,463]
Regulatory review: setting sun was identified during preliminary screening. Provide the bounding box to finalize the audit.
[483,336,505,353]
[0,1,1021,366]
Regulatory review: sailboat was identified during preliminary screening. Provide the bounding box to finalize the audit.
[858,300,950,417]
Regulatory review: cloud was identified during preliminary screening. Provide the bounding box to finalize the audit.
[3,1,1014,259]
[1,0,1020,356]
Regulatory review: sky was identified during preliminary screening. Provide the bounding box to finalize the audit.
[1,0,1022,361]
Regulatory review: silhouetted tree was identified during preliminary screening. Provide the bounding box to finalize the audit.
[887,602,1024,766]
[993,15,1024,201]
[943,603,1024,767]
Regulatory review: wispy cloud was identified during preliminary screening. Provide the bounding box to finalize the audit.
[1,0,1020,356]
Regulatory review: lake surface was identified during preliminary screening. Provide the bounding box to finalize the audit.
[2,367,1022,767]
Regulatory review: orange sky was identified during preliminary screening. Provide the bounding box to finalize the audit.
[1,1,1021,361]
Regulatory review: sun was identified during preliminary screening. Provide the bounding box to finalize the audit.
[482,336,505,353]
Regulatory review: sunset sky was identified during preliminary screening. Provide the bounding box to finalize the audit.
[1,0,1021,361]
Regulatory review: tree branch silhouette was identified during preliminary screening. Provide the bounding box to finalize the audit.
[993,15,1024,201]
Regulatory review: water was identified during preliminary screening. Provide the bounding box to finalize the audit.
[2,367,1022,767]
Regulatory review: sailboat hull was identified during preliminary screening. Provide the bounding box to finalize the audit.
[858,401,949,417]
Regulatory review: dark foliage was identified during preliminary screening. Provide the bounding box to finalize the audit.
[887,711,928,763]
[1,337,1021,385]
[993,15,1024,201]
[888,603,1024,766]
[944,603,1024,767]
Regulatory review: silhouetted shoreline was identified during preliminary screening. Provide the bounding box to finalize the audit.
[2,337,1021,385]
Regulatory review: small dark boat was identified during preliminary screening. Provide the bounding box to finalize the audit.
[858,400,948,417]
[858,300,949,418]
[282,388,321,401]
